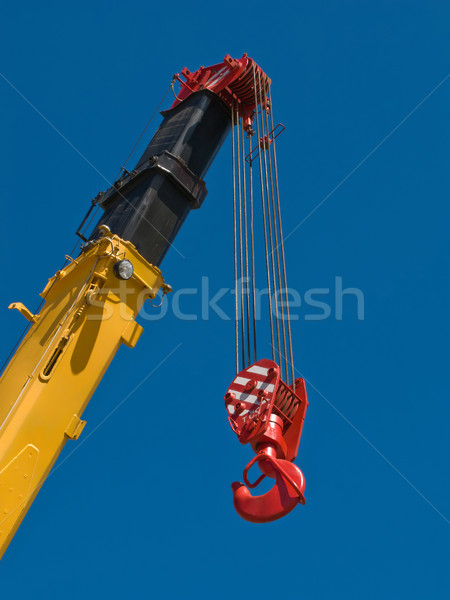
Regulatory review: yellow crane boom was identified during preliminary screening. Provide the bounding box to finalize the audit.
[0,229,167,558]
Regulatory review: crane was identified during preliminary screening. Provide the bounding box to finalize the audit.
[0,54,308,558]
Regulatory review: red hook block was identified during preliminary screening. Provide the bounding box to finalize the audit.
[224,359,308,523]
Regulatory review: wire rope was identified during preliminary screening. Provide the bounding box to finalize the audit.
[263,83,289,382]
[235,105,246,370]
[256,69,282,373]
[241,119,252,367]
[231,103,239,374]
[267,86,295,386]
[253,66,275,362]
[248,135,258,364]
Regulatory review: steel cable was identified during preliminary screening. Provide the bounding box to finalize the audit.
[263,83,289,382]
[248,135,258,363]
[253,65,275,362]
[229,71,293,382]
[267,86,295,386]
[241,119,252,367]
[235,104,246,370]
[257,70,282,373]
[231,103,239,374]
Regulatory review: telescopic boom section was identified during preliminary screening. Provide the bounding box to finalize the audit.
[0,53,270,559]
[92,53,270,267]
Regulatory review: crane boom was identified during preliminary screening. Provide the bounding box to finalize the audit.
[0,54,270,558]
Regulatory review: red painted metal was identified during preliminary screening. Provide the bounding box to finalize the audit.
[245,124,286,164]
[224,359,308,523]
[171,54,271,132]
[232,459,305,523]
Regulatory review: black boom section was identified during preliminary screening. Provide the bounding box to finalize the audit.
[91,90,231,266]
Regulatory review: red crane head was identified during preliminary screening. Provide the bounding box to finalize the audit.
[171,53,271,133]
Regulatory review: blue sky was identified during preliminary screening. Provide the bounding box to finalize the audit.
[1,1,449,598]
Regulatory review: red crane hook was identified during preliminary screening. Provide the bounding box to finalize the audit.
[231,443,306,523]
[225,359,309,523]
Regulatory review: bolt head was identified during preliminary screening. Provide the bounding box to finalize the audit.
[268,367,278,379]
[225,392,236,402]
[235,402,244,414]
[244,379,256,391]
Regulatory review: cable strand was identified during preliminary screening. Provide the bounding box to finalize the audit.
[257,70,281,372]
[263,83,289,382]
[248,135,258,363]
[253,65,275,362]
[231,103,239,374]
[241,118,252,367]
[268,86,295,386]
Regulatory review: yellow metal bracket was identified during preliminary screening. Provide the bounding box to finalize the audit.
[8,302,40,323]
[121,320,144,348]
[65,414,87,440]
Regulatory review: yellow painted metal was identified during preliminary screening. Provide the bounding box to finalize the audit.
[8,302,39,323]
[0,231,166,559]
[64,414,87,440]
